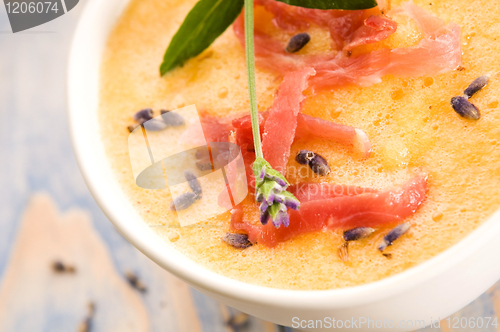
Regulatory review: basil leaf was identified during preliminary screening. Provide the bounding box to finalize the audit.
[275,0,377,10]
[160,0,244,76]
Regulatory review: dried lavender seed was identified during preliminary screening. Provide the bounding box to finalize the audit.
[286,33,310,53]
[296,150,330,175]
[295,150,315,165]
[343,227,375,241]
[184,170,202,197]
[464,75,489,99]
[133,108,154,122]
[338,242,349,262]
[161,110,185,127]
[451,96,480,120]
[125,270,147,293]
[382,253,393,259]
[378,222,411,252]
[170,192,198,211]
[222,233,253,249]
[310,154,331,176]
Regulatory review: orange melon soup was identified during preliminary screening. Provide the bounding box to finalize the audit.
[99,0,500,289]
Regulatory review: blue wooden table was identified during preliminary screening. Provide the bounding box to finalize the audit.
[0,1,499,331]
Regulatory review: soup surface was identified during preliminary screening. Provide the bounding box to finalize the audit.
[99,0,500,289]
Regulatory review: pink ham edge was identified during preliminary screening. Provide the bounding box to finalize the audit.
[231,173,428,247]
[233,1,461,90]
[261,67,316,174]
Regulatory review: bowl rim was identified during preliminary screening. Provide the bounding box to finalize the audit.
[67,0,500,309]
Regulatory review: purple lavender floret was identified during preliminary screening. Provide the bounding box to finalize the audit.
[265,192,276,205]
[259,167,266,181]
[256,193,264,203]
[222,233,253,249]
[253,157,300,228]
[284,198,300,210]
[260,211,270,225]
[266,175,287,187]
[133,108,154,122]
[259,201,269,213]
[280,211,290,227]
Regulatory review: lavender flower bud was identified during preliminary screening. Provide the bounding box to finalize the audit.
[222,233,252,249]
[378,222,411,252]
[133,108,154,122]
[343,227,375,241]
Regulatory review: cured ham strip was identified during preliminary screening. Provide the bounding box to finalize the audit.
[232,112,371,158]
[233,1,461,90]
[231,174,428,247]
[296,113,372,158]
[261,67,316,174]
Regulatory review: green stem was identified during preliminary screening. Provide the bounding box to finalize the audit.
[244,0,263,159]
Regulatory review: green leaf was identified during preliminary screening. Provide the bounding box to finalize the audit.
[275,0,377,10]
[160,0,244,76]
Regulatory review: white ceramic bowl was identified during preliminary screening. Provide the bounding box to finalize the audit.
[67,0,500,330]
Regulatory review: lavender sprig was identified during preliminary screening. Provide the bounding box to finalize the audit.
[243,0,300,228]
[252,158,300,227]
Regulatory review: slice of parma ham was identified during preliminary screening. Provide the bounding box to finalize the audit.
[261,67,316,174]
[231,173,428,247]
[233,1,461,90]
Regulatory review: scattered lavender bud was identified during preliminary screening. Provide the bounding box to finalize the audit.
[451,96,480,120]
[295,150,315,165]
[343,227,375,242]
[184,170,202,197]
[378,222,411,252]
[125,270,147,293]
[161,110,185,127]
[51,260,76,273]
[464,75,489,99]
[196,159,213,171]
[222,233,253,249]
[338,242,349,262]
[170,192,198,211]
[310,154,331,176]
[286,33,310,53]
[296,150,330,175]
[133,108,154,122]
